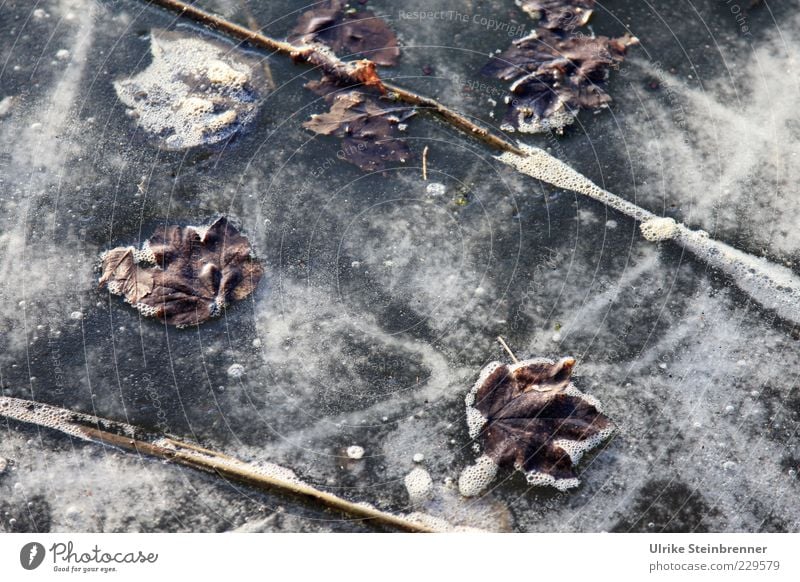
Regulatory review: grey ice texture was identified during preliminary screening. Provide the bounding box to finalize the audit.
[0,0,799,533]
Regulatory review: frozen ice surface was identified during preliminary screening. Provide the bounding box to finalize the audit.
[0,0,799,532]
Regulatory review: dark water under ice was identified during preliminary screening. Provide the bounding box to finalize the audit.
[0,0,799,532]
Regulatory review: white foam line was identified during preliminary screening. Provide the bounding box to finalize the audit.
[498,144,800,326]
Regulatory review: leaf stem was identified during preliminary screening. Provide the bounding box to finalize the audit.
[496,336,519,363]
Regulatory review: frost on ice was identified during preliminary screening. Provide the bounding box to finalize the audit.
[114,29,267,150]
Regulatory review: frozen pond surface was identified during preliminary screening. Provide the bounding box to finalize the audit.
[1,0,799,532]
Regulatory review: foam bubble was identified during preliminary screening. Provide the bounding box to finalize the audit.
[227,363,245,378]
[113,30,266,150]
[250,461,304,485]
[0,396,139,442]
[497,143,656,222]
[0,96,14,118]
[426,182,446,196]
[640,217,679,242]
[134,241,156,265]
[502,108,576,134]
[458,455,499,497]
[525,470,579,492]
[464,361,502,439]
[412,453,425,463]
[675,224,800,326]
[404,467,434,505]
[465,407,487,441]
[553,424,615,465]
[133,303,159,318]
[346,445,365,460]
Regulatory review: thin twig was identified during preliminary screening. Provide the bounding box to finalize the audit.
[237,0,276,90]
[422,145,429,181]
[144,0,525,156]
[0,396,437,533]
[496,336,519,363]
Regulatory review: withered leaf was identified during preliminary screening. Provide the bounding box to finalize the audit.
[288,0,400,66]
[99,247,154,304]
[304,78,415,172]
[516,0,595,31]
[482,30,637,133]
[99,217,263,327]
[460,357,614,495]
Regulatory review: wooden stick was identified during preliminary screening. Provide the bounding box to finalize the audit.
[0,396,437,533]
[422,145,429,181]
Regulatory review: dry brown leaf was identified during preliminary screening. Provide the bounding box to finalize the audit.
[304,78,415,172]
[99,217,263,327]
[459,357,614,496]
[288,0,400,66]
[482,30,637,133]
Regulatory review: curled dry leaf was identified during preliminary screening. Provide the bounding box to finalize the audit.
[304,77,415,172]
[288,0,400,66]
[99,217,263,327]
[516,0,595,30]
[482,30,638,133]
[458,357,614,496]
[350,58,386,93]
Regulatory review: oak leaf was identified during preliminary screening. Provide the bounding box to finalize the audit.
[482,30,637,133]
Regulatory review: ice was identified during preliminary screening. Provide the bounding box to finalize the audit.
[0,0,798,533]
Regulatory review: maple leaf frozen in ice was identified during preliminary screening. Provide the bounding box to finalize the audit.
[482,29,637,133]
[459,357,614,496]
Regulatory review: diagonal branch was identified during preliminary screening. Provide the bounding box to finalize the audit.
[0,396,441,532]
[140,3,800,327]
[145,0,525,155]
